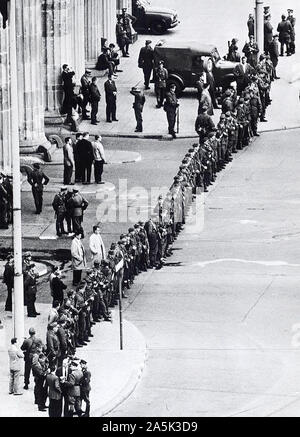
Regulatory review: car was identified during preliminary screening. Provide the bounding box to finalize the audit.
[132,0,179,35]
[153,40,239,96]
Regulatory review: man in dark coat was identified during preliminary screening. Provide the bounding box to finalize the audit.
[24,264,40,317]
[249,88,262,137]
[0,174,9,228]
[287,9,296,54]
[89,77,101,125]
[76,133,94,184]
[233,57,254,95]
[269,34,280,79]
[27,163,49,214]
[3,254,13,311]
[61,64,76,122]
[164,84,179,139]
[277,14,293,56]
[264,15,273,54]
[247,14,255,38]
[144,219,159,268]
[52,187,67,237]
[154,61,168,108]
[104,74,118,123]
[73,133,83,183]
[80,360,91,417]
[67,188,88,236]
[80,70,92,119]
[21,327,43,390]
[46,365,63,417]
[243,35,259,67]
[130,87,146,132]
[51,270,67,306]
[195,107,216,144]
[96,47,114,75]
[138,40,154,90]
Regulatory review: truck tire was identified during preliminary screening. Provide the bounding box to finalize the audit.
[150,20,167,35]
[167,78,184,97]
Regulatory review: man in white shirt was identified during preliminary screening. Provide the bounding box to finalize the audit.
[63,137,75,185]
[8,338,24,395]
[92,135,107,184]
[89,225,106,263]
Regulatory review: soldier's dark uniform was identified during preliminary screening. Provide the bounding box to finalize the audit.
[130,88,146,132]
[27,163,49,214]
[52,188,67,237]
[164,87,179,138]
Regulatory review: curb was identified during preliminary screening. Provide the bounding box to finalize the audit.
[92,319,148,418]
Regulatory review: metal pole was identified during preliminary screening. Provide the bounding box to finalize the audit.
[256,0,264,54]
[118,273,123,350]
[9,0,24,343]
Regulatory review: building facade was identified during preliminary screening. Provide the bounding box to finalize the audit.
[0,0,122,172]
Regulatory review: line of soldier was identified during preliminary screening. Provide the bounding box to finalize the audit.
[20,325,91,417]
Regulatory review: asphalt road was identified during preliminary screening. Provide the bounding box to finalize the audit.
[110,128,300,418]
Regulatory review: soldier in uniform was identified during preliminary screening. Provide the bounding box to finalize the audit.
[52,187,67,237]
[154,60,168,109]
[3,254,14,312]
[269,34,280,79]
[80,360,91,417]
[195,106,216,144]
[67,188,89,237]
[130,87,146,133]
[243,35,259,67]
[277,14,293,56]
[31,349,49,412]
[0,173,9,229]
[24,263,40,318]
[138,40,154,90]
[80,69,92,120]
[27,163,49,215]
[236,98,247,149]
[62,361,83,417]
[164,83,179,139]
[144,218,159,268]
[287,9,296,54]
[74,286,88,347]
[121,7,137,56]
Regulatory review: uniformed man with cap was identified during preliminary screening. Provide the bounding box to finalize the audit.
[80,360,91,417]
[154,60,168,108]
[138,40,154,89]
[62,360,83,417]
[27,163,49,215]
[130,87,146,133]
[67,187,89,237]
[227,38,241,62]
[80,69,92,120]
[287,9,296,54]
[164,83,179,139]
[52,187,68,237]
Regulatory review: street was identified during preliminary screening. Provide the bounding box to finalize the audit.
[110,129,300,418]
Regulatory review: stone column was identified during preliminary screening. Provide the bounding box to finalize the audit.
[42,0,73,124]
[16,0,49,153]
[0,24,12,172]
[84,0,104,68]
[71,0,85,81]
[103,0,116,44]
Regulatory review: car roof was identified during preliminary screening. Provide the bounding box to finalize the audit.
[155,40,217,54]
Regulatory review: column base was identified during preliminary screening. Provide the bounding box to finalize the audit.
[45,110,65,126]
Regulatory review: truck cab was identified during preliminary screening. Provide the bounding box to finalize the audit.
[132,0,179,35]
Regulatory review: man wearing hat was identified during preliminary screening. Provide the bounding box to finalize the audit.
[3,254,13,312]
[164,83,179,139]
[67,187,88,236]
[277,14,293,56]
[264,14,273,54]
[138,40,154,90]
[227,39,241,62]
[89,76,101,125]
[27,163,49,215]
[52,187,67,237]
[247,14,255,38]
[121,7,137,56]
[21,327,43,390]
[24,263,40,317]
[195,106,216,144]
[62,360,83,417]
[104,74,118,123]
[80,360,91,417]
[130,87,146,132]
[243,35,259,67]
[80,69,92,120]
[269,34,280,79]
[287,9,296,54]
[154,60,168,108]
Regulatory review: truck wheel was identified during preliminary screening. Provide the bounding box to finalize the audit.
[150,20,167,35]
[203,57,213,73]
[167,78,184,97]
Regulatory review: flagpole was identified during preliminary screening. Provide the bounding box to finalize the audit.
[9,0,24,342]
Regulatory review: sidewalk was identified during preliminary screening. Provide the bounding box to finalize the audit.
[0,304,147,417]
